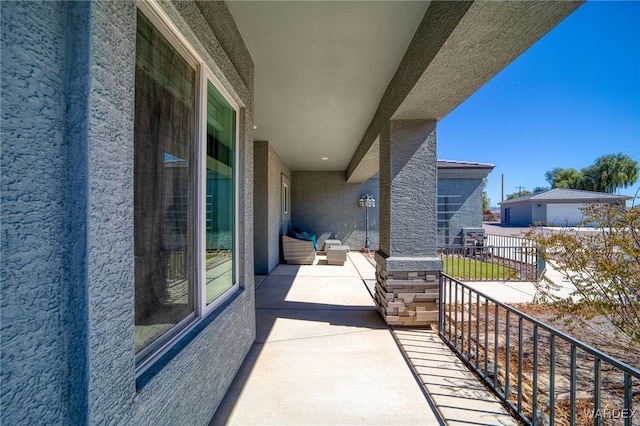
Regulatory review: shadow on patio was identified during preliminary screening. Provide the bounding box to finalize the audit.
[209,253,515,425]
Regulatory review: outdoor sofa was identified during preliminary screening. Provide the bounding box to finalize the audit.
[282,235,316,265]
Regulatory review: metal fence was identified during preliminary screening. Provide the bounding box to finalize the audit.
[437,245,542,281]
[439,274,640,426]
[485,233,533,249]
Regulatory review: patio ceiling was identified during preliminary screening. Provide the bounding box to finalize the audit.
[227,1,429,172]
[227,1,583,177]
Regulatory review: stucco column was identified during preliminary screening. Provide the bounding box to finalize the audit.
[375,119,442,326]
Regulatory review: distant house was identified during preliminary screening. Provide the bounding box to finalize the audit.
[437,160,494,247]
[500,188,630,226]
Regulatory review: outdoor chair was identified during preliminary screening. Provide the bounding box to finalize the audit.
[282,235,316,265]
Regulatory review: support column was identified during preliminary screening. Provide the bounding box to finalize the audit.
[375,119,442,326]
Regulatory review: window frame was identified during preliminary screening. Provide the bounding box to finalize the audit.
[197,68,240,317]
[281,174,290,219]
[135,0,241,375]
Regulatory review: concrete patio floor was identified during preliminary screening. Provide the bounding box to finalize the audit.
[210,252,517,426]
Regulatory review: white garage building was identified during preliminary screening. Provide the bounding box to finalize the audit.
[500,188,630,226]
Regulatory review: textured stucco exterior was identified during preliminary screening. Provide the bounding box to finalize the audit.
[1,1,255,425]
[291,172,379,251]
[254,141,291,274]
[2,2,76,423]
[379,120,440,271]
[438,178,484,246]
[437,165,493,247]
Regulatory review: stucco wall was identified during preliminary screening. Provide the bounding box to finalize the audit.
[254,142,269,273]
[438,177,484,246]
[254,141,291,274]
[291,172,379,251]
[380,120,439,262]
[1,2,74,423]
[501,202,533,226]
[1,1,256,425]
[532,202,547,224]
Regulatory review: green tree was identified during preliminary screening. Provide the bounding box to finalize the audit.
[526,203,640,343]
[506,189,532,200]
[545,153,638,193]
[583,153,639,193]
[482,179,490,213]
[545,167,582,189]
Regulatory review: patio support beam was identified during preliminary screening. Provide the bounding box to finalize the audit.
[346,0,583,183]
[375,119,442,326]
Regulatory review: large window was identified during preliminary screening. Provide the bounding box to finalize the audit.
[134,4,238,370]
[204,80,236,305]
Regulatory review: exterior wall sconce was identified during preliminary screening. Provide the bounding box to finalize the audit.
[358,194,375,251]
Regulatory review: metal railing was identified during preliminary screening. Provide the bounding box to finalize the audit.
[439,274,640,426]
[485,233,533,250]
[437,245,543,281]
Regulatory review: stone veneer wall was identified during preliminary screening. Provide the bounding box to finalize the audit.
[374,254,440,326]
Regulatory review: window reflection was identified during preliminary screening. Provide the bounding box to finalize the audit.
[205,81,235,304]
[134,10,196,356]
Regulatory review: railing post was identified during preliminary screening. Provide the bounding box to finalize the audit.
[624,373,632,426]
[570,344,577,426]
[594,358,602,426]
[505,311,510,400]
[448,278,452,341]
[533,325,539,426]
[454,280,459,348]
[494,304,499,389]
[475,294,480,370]
[438,274,443,335]
[549,334,555,425]
[484,301,489,378]
[461,283,465,352]
[518,317,523,413]
[467,288,472,360]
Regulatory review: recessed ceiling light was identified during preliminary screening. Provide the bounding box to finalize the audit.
[321,157,329,160]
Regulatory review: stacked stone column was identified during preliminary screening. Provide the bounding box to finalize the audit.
[376,119,442,326]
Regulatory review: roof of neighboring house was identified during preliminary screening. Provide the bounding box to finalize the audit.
[500,188,631,205]
[437,160,495,170]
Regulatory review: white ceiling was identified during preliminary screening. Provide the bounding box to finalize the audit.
[227,1,429,171]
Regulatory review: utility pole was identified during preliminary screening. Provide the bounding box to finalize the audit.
[501,174,504,203]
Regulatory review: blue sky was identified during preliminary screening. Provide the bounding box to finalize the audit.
[438,0,640,208]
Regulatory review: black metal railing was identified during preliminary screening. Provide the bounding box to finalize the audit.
[438,245,543,281]
[439,274,640,426]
